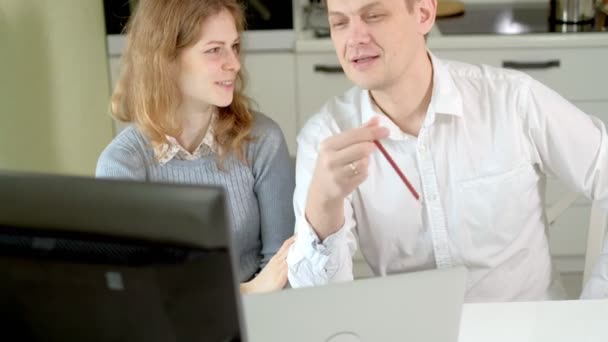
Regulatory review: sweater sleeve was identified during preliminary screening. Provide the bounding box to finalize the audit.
[249,113,296,268]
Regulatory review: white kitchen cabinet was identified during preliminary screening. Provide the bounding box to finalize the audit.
[296,52,352,127]
[433,48,607,101]
[243,52,298,154]
[296,48,608,124]
[108,55,122,89]
[108,56,129,134]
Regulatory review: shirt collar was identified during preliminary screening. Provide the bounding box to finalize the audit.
[428,51,463,118]
[359,51,464,136]
[154,113,218,165]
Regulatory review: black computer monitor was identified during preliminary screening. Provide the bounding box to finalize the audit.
[0,172,244,342]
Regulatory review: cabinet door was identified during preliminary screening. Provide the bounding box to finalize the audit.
[432,48,608,101]
[108,56,122,88]
[296,53,353,129]
[243,52,298,154]
[108,56,130,135]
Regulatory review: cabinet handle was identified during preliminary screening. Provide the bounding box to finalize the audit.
[502,60,561,70]
[314,65,344,73]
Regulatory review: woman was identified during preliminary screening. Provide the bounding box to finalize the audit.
[96,0,295,294]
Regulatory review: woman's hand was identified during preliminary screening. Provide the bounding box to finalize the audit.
[241,235,295,294]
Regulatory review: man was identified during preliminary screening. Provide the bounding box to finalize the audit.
[287,0,608,302]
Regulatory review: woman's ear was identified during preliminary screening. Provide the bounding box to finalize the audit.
[417,0,437,35]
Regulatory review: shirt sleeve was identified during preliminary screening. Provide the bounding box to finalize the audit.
[249,114,296,268]
[287,114,359,288]
[523,77,608,298]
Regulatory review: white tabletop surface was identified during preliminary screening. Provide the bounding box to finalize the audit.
[459,299,608,342]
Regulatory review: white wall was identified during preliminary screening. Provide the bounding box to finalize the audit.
[0,0,113,176]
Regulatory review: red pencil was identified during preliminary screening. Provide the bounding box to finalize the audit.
[373,140,420,201]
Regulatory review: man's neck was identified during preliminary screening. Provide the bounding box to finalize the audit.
[370,51,434,137]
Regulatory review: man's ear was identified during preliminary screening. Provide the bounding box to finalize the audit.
[417,0,437,35]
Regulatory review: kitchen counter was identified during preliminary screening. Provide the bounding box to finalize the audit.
[296,1,608,53]
[295,28,608,52]
[459,299,608,342]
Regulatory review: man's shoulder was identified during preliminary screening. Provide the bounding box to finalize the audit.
[441,58,533,86]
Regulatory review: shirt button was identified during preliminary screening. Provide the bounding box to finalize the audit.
[428,193,438,202]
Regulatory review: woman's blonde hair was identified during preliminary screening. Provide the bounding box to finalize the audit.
[112,0,253,164]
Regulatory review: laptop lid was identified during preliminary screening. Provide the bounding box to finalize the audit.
[243,267,467,342]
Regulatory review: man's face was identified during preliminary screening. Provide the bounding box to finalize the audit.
[327,0,432,91]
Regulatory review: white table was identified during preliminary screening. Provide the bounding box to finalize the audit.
[459,299,608,342]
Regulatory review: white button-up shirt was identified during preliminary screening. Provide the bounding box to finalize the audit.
[287,53,608,302]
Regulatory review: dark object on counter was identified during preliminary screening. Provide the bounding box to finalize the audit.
[437,0,466,18]
[436,2,602,35]
[550,0,596,25]
[596,0,608,31]
[549,0,597,32]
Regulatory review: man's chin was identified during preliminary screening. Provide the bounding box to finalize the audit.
[349,77,384,91]
[343,69,378,88]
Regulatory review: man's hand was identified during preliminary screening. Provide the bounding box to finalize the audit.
[306,118,389,239]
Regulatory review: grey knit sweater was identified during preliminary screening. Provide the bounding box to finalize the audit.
[96,113,295,282]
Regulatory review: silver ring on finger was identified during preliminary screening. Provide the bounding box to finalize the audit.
[348,162,359,176]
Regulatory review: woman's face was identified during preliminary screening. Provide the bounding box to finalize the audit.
[178,9,241,111]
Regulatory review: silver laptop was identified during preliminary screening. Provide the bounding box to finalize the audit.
[243,267,467,342]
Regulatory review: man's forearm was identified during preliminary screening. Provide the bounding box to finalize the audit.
[305,191,345,241]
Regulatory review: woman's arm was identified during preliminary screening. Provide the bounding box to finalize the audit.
[249,113,296,267]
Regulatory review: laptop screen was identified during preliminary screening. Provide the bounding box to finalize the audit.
[0,172,243,342]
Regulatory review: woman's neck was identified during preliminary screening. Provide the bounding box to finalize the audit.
[175,101,216,153]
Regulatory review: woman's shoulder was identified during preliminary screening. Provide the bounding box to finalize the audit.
[250,111,284,143]
[96,125,155,179]
[103,125,149,155]
[97,125,153,169]
[244,111,289,161]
